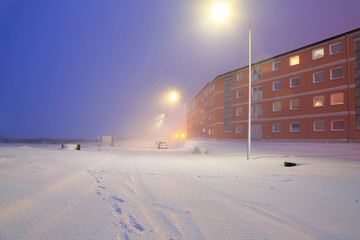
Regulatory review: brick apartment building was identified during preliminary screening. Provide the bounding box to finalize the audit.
[186,28,360,141]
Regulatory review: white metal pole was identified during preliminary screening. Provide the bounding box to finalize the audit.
[247,26,252,160]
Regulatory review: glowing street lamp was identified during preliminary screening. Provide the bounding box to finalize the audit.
[168,91,186,139]
[211,2,256,160]
[169,92,178,101]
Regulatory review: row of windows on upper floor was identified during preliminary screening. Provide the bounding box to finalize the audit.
[204,119,345,136]
[236,92,344,117]
[234,119,345,134]
[236,67,344,99]
[234,42,343,82]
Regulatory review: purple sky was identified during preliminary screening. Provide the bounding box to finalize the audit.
[1,0,360,140]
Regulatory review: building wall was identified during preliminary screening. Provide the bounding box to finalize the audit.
[186,28,360,141]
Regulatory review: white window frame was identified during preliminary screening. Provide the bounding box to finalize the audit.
[273,101,281,112]
[330,42,342,55]
[313,71,325,83]
[312,48,324,60]
[290,77,300,88]
[290,99,300,110]
[331,119,345,131]
[273,61,281,71]
[313,95,325,107]
[273,81,281,91]
[314,121,325,132]
[236,107,243,116]
[236,90,243,98]
[236,125,243,133]
[330,67,343,80]
[290,122,300,132]
[331,92,344,105]
[236,72,243,81]
[289,55,299,66]
[273,123,282,133]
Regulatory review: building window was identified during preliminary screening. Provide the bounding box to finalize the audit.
[331,120,345,131]
[236,125,243,133]
[273,61,281,71]
[208,128,211,135]
[212,98,215,105]
[290,99,300,110]
[273,123,282,132]
[236,72,243,81]
[289,55,299,66]
[313,71,325,83]
[313,95,325,107]
[314,121,325,131]
[290,122,300,132]
[312,48,324,60]
[252,105,262,120]
[331,67,343,80]
[330,42,342,55]
[331,92,344,105]
[212,113,214,120]
[236,107,243,116]
[290,77,300,88]
[252,86,262,101]
[252,67,263,82]
[213,84,215,90]
[237,90,243,98]
[273,81,281,91]
[273,101,282,112]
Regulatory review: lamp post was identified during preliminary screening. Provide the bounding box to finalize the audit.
[168,91,186,139]
[211,2,256,160]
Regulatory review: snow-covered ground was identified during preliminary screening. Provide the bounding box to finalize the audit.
[0,140,359,240]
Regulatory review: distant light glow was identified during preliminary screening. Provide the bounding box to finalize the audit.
[169,92,178,101]
[181,133,185,138]
[175,134,179,138]
[211,2,230,22]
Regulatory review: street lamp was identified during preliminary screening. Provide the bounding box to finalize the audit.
[168,91,186,139]
[211,2,256,160]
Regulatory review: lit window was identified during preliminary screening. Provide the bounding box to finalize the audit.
[208,128,211,135]
[313,95,325,107]
[314,121,325,131]
[290,99,300,110]
[273,61,281,71]
[331,92,344,105]
[331,67,343,80]
[290,77,300,88]
[330,42,342,55]
[273,102,281,112]
[290,122,300,132]
[236,125,243,133]
[273,81,281,91]
[273,123,282,132]
[331,120,344,131]
[236,72,243,81]
[236,107,243,116]
[313,71,325,83]
[289,55,299,66]
[312,48,324,60]
[237,90,243,98]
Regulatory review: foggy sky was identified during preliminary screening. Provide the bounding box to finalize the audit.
[1,0,360,140]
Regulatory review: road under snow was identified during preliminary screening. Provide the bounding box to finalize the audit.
[0,140,359,240]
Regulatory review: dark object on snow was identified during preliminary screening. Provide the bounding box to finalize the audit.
[284,161,296,167]
[192,146,208,154]
[158,142,167,149]
[61,144,80,150]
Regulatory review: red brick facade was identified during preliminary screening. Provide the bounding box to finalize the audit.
[186,28,360,141]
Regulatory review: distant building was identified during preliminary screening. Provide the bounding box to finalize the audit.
[186,28,360,141]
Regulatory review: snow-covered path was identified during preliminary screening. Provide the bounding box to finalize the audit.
[0,141,359,239]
